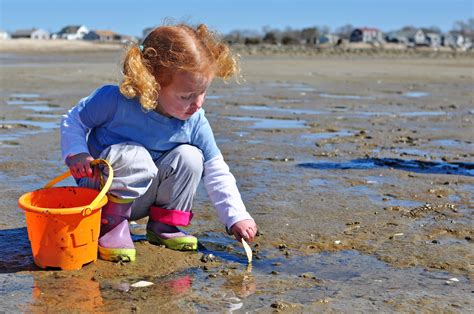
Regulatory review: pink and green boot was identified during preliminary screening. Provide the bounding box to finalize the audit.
[98,195,136,262]
[146,206,197,251]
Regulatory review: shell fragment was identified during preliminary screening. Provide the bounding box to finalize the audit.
[131,280,154,288]
[241,238,253,264]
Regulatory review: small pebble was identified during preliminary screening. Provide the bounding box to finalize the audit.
[201,253,216,263]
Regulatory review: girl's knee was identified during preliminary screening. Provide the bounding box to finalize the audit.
[160,144,203,178]
[102,142,157,175]
[174,145,204,176]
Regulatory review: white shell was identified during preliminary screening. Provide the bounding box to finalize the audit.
[131,280,154,288]
[242,238,253,264]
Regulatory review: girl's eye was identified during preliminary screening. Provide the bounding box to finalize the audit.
[181,95,193,100]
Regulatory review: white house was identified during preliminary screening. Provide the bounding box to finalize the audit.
[11,28,50,40]
[425,32,441,47]
[386,29,426,46]
[0,29,9,40]
[350,28,384,43]
[319,34,340,44]
[443,33,472,50]
[53,25,89,40]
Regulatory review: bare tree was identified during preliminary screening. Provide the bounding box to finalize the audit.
[301,27,319,45]
[452,18,474,40]
[263,31,277,44]
[335,24,353,39]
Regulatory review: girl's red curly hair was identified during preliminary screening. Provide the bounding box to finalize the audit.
[120,23,240,111]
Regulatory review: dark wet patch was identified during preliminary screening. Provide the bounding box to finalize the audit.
[298,158,474,176]
[0,227,36,273]
[0,140,20,147]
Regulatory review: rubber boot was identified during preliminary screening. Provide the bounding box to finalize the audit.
[146,206,197,251]
[98,195,136,262]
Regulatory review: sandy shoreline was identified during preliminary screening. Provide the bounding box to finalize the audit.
[0,38,124,52]
[2,38,473,58]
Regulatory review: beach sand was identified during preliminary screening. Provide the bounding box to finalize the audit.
[1,42,473,311]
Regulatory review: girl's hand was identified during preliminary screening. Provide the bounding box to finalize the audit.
[230,219,258,242]
[65,153,95,179]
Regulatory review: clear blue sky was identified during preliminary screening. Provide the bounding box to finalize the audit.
[1,0,472,37]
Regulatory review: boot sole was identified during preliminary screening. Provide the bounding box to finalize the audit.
[146,230,197,251]
[98,246,136,262]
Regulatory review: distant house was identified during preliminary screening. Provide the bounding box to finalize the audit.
[442,33,462,47]
[350,28,384,43]
[53,25,89,40]
[11,28,50,40]
[442,32,472,50]
[398,29,427,46]
[301,27,318,45]
[83,30,121,42]
[425,32,441,47]
[388,29,426,46]
[0,29,9,40]
[319,34,340,44]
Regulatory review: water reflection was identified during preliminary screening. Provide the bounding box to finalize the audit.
[299,158,474,176]
[227,116,308,129]
[30,275,104,312]
[404,91,429,98]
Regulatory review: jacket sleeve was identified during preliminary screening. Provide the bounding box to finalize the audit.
[202,154,254,229]
[60,105,91,162]
[60,85,118,161]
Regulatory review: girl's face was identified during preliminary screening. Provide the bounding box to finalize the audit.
[156,71,213,120]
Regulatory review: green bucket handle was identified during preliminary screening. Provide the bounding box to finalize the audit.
[43,159,114,216]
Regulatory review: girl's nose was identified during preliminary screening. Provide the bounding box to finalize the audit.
[192,94,205,109]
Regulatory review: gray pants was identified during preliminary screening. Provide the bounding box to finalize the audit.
[79,142,204,221]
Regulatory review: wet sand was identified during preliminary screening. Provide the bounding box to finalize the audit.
[0,47,473,312]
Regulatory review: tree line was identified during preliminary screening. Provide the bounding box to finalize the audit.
[223,19,474,45]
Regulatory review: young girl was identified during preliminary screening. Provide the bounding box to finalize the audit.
[61,23,257,262]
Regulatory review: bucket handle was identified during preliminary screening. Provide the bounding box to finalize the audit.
[43,159,114,216]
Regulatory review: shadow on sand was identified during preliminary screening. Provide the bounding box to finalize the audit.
[0,227,37,273]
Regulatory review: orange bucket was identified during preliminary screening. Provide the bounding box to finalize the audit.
[18,159,113,270]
